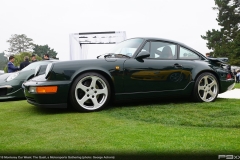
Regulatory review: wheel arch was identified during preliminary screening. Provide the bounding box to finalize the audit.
[193,70,221,92]
[68,69,115,103]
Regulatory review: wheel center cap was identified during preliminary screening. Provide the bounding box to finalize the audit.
[88,90,94,95]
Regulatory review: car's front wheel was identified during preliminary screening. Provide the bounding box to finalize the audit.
[193,72,219,102]
[70,72,111,112]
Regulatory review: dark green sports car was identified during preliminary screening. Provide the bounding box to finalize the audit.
[23,37,235,112]
[0,60,57,100]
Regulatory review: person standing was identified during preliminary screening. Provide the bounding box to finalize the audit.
[206,53,211,58]
[20,56,30,70]
[236,70,240,83]
[8,55,19,73]
[43,53,50,60]
[233,69,237,83]
[31,54,37,63]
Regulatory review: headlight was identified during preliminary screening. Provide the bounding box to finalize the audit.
[29,86,36,93]
[35,65,41,77]
[45,63,53,78]
[6,72,19,81]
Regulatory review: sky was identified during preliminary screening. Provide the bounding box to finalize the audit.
[0,0,220,60]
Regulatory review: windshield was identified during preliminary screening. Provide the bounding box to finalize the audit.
[21,61,51,71]
[105,38,144,58]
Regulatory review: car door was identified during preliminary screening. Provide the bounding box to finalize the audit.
[123,41,184,93]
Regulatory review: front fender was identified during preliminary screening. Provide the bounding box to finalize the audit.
[70,67,112,81]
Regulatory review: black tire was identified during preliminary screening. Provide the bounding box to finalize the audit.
[193,72,219,102]
[70,72,111,112]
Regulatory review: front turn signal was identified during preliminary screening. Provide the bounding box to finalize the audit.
[36,86,58,94]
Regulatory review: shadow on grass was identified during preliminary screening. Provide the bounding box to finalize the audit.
[0,97,25,102]
[108,96,192,108]
[30,106,76,115]
[29,96,229,114]
[30,96,192,114]
[106,96,233,111]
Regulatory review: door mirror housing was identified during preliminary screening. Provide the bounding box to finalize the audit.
[136,51,150,59]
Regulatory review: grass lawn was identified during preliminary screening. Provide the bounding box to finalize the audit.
[0,98,240,159]
[234,82,240,89]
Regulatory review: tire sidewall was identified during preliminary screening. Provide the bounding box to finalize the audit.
[193,72,219,102]
[70,72,111,112]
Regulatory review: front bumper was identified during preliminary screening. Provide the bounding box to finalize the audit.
[0,83,25,100]
[23,79,71,108]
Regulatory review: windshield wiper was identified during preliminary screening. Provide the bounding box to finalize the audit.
[104,53,114,58]
[114,54,131,58]
[97,53,131,59]
[96,53,113,59]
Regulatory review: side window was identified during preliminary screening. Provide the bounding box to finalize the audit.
[149,41,176,59]
[179,47,200,59]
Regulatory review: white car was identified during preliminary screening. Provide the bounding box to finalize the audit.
[0,70,4,75]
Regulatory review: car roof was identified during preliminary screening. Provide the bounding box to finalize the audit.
[133,37,201,54]
[35,60,59,63]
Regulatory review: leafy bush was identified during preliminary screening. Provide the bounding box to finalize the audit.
[4,65,8,73]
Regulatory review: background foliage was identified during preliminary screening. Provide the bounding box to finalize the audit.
[33,44,58,59]
[201,0,240,65]
[6,34,34,55]
[3,34,59,72]
[5,34,58,60]
[0,52,8,70]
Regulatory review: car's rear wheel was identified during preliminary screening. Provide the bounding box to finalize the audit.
[193,72,218,102]
[70,72,111,112]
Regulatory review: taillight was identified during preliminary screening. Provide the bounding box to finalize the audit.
[226,73,232,80]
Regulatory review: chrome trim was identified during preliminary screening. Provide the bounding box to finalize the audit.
[0,85,12,89]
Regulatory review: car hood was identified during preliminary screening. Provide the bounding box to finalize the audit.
[104,57,118,62]
[0,73,14,81]
[0,70,33,82]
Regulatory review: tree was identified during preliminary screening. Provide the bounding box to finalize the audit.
[6,34,34,55]
[201,0,240,65]
[33,44,58,59]
[0,52,8,70]
[229,31,240,65]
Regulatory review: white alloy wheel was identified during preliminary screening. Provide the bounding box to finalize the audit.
[194,73,218,102]
[70,72,110,112]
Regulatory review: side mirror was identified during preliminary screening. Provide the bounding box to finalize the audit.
[136,51,150,59]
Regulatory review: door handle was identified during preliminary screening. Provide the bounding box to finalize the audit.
[174,63,182,68]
